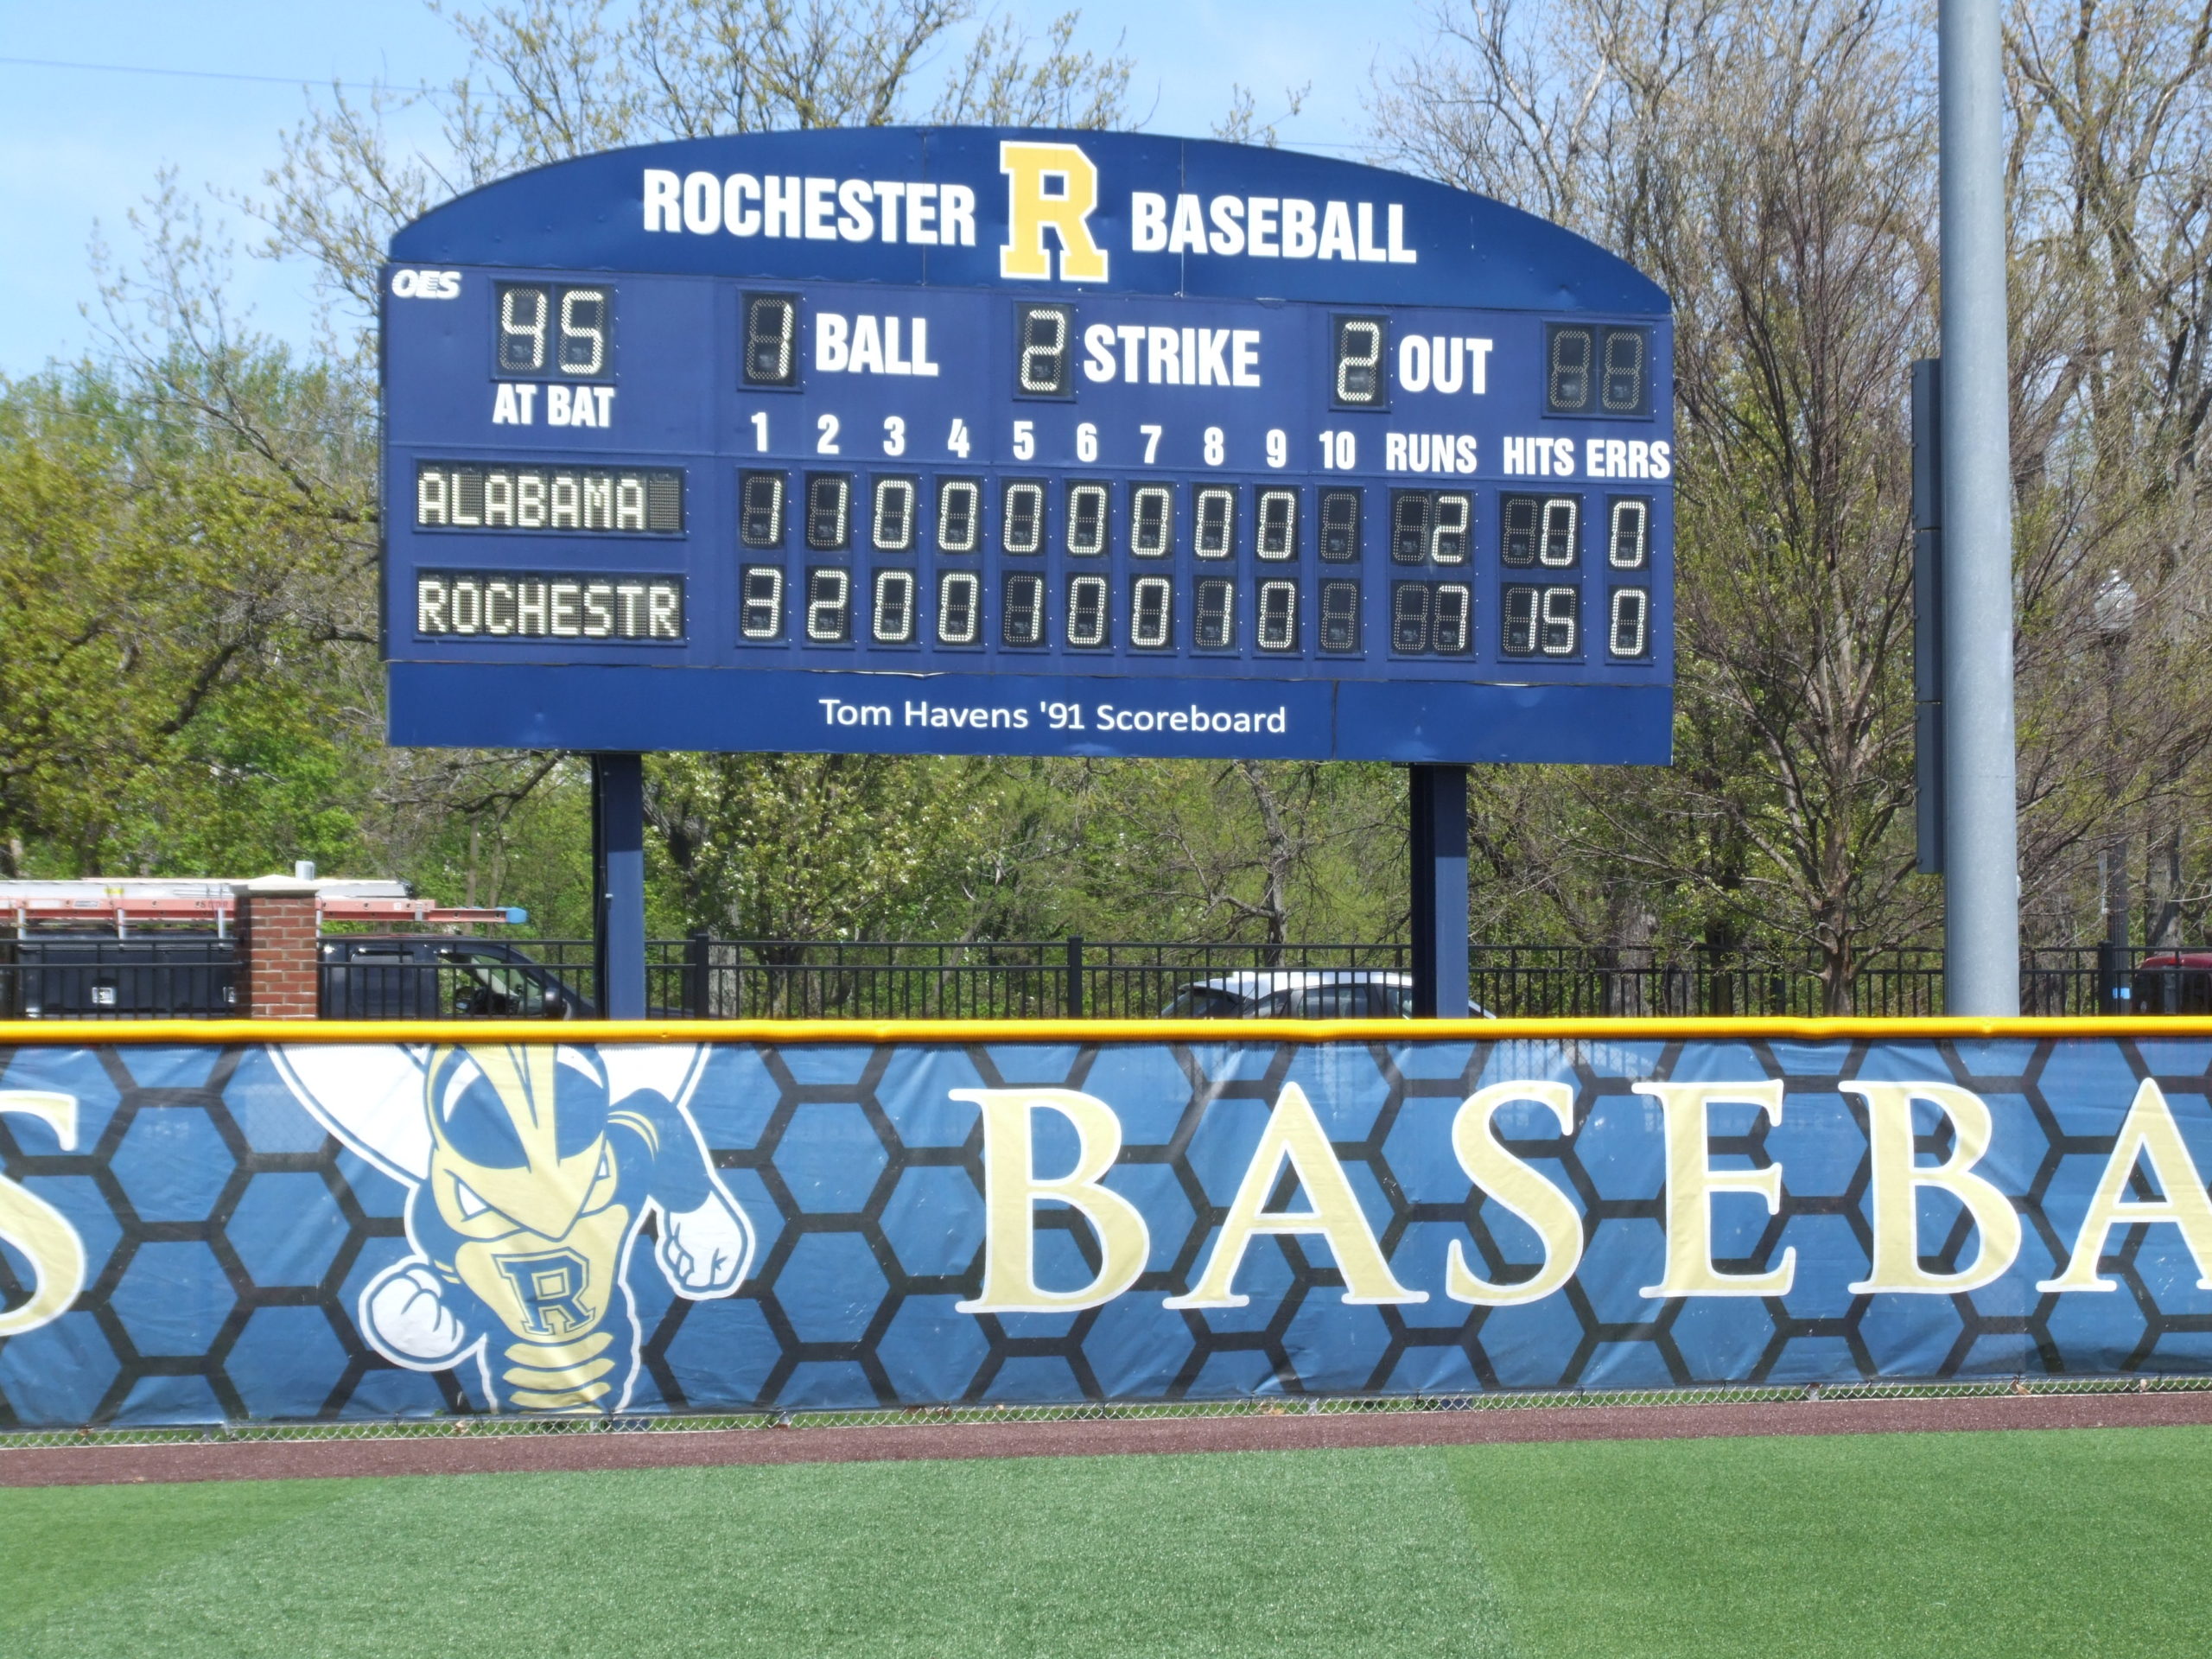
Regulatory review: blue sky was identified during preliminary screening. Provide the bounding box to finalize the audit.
[0,0,1427,375]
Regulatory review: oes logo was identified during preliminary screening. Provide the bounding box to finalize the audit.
[391,269,462,300]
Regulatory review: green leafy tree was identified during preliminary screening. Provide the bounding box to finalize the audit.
[0,354,370,876]
[643,752,1010,941]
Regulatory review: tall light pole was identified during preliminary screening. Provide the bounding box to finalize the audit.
[1940,0,2022,1014]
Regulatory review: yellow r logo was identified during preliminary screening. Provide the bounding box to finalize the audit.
[1000,142,1109,283]
[0,1092,86,1338]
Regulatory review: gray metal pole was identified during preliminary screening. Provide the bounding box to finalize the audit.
[1939,0,2020,1014]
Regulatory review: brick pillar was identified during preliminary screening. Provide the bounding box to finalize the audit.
[235,878,321,1020]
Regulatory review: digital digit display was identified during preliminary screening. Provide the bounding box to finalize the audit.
[740,566,784,637]
[805,567,850,640]
[1392,582,1430,653]
[382,129,1673,763]
[1256,489,1297,560]
[1541,499,1577,565]
[1016,303,1073,397]
[873,568,916,642]
[1004,573,1046,645]
[1546,323,1650,416]
[744,293,799,387]
[872,477,917,550]
[1320,490,1361,561]
[938,571,980,643]
[1501,584,1580,656]
[1609,587,1649,657]
[1257,579,1299,651]
[1067,482,1108,554]
[1130,486,1173,557]
[1332,315,1388,407]
[1195,577,1235,648]
[740,472,785,545]
[938,479,981,552]
[1500,494,1580,567]
[1319,580,1360,651]
[1002,481,1045,553]
[1194,486,1235,558]
[1130,575,1173,647]
[496,283,613,378]
[1433,585,1471,654]
[1608,497,1649,567]
[804,474,850,549]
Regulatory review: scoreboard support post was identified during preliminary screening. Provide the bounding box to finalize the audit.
[590,753,649,1019]
[1409,764,1470,1017]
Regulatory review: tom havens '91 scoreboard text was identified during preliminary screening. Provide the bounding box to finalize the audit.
[380,129,1675,763]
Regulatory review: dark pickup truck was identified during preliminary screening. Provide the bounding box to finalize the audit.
[0,936,592,1020]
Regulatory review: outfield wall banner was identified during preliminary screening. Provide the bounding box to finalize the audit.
[5,1028,2212,1425]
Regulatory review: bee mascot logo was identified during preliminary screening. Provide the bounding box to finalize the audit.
[274,1043,751,1413]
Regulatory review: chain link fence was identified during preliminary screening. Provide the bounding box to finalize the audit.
[3,1375,2204,1450]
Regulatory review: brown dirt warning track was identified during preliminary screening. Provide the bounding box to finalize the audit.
[7,1391,2212,1489]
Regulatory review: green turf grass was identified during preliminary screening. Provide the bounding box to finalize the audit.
[1448,1426,2212,1658]
[0,1446,1510,1658]
[5,1427,2209,1657]
[0,1476,356,1633]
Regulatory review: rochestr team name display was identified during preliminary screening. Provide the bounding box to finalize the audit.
[4,1033,2212,1425]
[379,129,1675,763]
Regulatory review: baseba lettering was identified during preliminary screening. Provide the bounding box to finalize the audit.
[950,1077,2063,1313]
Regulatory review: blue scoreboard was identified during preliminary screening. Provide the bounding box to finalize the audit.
[381,129,1673,763]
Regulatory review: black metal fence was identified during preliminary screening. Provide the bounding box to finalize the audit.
[659,939,1421,1020]
[0,933,2201,1020]
[631,938,2196,1021]
[1459,946,2163,1017]
[1454,944,1918,1018]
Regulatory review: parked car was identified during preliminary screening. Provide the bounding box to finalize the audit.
[0,934,590,1020]
[2131,952,2212,1015]
[320,937,594,1019]
[1160,970,1494,1019]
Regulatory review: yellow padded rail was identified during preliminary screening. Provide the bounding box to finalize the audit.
[4,1015,2212,1045]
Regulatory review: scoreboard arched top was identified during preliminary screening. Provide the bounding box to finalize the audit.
[387,127,1668,316]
